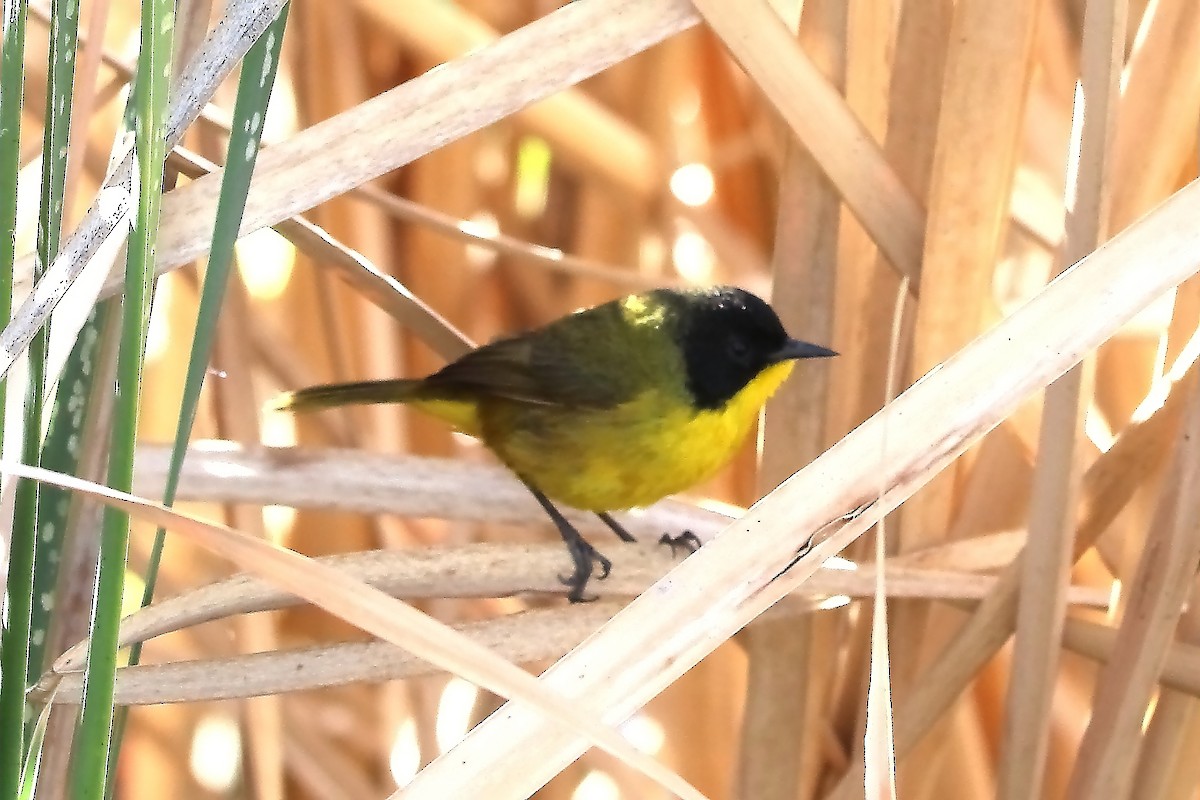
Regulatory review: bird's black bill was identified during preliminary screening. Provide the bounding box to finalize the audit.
[771,338,838,362]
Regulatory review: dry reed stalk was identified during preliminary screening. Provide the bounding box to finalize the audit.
[831,0,932,443]
[46,547,1112,676]
[893,530,1025,571]
[1037,1,1083,106]
[5,464,707,800]
[1090,275,1200,573]
[800,0,898,790]
[1121,560,1200,797]
[351,185,658,290]
[397,174,1200,800]
[1066,376,1200,796]
[862,275,911,800]
[57,0,698,313]
[284,710,383,800]
[1131,285,1200,798]
[822,4,950,780]
[736,2,845,796]
[211,280,285,800]
[826,349,1196,800]
[891,0,1041,718]
[692,0,922,282]
[1,0,289,379]
[892,0,1046,780]
[45,604,624,706]
[998,1,1125,795]
[164,147,472,361]
[130,442,740,542]
[33,20,640,298]
[1109,0,1200,231]
[356,0,664,199]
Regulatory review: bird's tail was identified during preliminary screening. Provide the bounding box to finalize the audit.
[269,379,423,413]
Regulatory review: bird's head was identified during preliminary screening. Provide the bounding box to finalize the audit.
[668,286,836,410]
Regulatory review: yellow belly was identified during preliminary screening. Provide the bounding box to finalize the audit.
[480,360,795,511]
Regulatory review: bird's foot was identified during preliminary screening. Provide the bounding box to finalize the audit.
[558,536,613,603]
[659,530,702,558]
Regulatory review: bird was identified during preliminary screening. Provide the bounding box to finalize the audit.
[271,286,836,601]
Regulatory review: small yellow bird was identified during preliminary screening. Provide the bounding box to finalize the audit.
[272,286,834,600]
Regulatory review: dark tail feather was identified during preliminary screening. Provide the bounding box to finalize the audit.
[269,379,422,412]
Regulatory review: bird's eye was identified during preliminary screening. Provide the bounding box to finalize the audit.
[727,336,751,363]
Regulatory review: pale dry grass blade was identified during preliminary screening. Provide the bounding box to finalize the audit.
[49,545,1111,678]
[37,569,1121,710]
[45,604,624,706]
[0,0,288,380]
[17,0,1200,790]
[864,276,909,799]
[892,0,1043,702]
[821,7,946,773]
[999,1,1125,796]
[864,544,896,800]
[1109,0,1200,230]
[1066,370,1200,796]
[1134,390,1200,797]
[1063,616,1200,704]
[131,442,737,541]
[692,0,923,282]
[827,331,1199,800]
[28,17,634,301]
[355,0,669,199]
[164,146,473,359]
[32,593,1118,715]
[737,1,845,796]
[0,463,709,800]
[350,186,659,291]
[891,530,1025,572]
[141,441,1042,575]
[828,0,949,454]
[128,0,700,295]
[399,178,1200,800]
[210,288,284,800]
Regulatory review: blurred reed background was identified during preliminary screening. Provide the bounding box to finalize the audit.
[3,0,1200,798]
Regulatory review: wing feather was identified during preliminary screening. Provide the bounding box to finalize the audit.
[421,300,666,409]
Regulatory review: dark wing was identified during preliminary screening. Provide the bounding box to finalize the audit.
[420,303,649,409]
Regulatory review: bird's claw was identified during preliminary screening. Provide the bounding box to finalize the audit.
[558,538,612,603]
[659,530,702,558]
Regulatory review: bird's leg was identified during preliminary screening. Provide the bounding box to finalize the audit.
[597,512,637,543]
[524,481,611,603]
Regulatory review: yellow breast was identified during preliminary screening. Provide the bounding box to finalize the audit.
[484,360,796,511]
